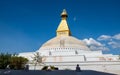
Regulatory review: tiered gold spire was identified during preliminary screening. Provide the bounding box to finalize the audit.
[56,9,71,36]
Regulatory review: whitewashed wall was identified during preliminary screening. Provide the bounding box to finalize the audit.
[28,61,120,74]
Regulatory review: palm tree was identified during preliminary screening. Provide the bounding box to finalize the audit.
[32,52,43,70]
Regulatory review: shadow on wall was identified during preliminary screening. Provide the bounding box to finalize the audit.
[0,70,117,75]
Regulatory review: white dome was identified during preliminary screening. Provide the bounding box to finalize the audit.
[38,36,90,51]
[37,9,90,53]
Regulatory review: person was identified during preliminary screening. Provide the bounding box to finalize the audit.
[76,64,81,72]
[6,64,10,69]
[4,64,11,74]
[24,64,29,71]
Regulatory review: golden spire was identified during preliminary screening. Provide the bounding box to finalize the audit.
[56,9,71,36]
[61,9,68,19]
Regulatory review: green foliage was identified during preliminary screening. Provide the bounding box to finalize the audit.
[0,53,28,69]
[41,65,58,70]
[0,53,12,69]
[50,66,56,70]
[41,66,48,70]
[10,56,28,69]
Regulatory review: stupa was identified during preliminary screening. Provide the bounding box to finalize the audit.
[19,9,119,71]
[37,9,90,57]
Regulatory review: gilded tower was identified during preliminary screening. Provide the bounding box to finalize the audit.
[56,9,71,36]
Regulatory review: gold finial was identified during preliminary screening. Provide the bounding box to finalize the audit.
[56,9,71,36]
[61,9,68,19]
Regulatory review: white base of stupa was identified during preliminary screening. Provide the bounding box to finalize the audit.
[28,61,120,74]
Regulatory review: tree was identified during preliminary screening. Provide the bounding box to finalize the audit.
[0,53,28,69]
[0,53,12,69]
[10,56,28,69]
[32,52,43,70]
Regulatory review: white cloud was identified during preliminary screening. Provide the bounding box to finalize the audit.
[108,41,120,49]
[83,33,120,51]
[97,33,120,49]
[97,35,111,41]
[83,38,109,51]
[98,33,120,41]
[113,34,120,40]
[83,38,102,46]
[89,45,109,51]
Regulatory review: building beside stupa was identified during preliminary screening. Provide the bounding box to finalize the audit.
[19,9,120,74]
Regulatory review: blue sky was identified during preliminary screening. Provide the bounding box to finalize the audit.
[0,0,120,55]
